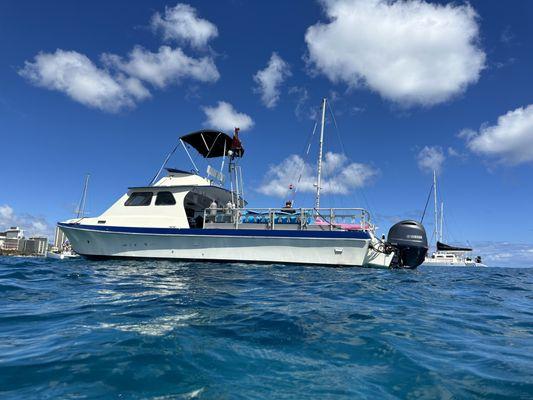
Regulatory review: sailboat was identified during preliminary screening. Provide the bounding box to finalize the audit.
[47,174,90,260]
[420,171,486,267]
[57,98,428,268]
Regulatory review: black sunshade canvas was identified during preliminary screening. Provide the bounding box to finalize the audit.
[436,241,472,252]
[180,130,234,158]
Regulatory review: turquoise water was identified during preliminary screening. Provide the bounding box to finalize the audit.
[0,257,531,399]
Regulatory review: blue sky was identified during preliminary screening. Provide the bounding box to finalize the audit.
[1,0,532,266]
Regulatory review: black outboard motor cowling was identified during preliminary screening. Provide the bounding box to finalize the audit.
[387,220,428,269]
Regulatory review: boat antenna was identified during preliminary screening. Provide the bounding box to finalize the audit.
[75,174,90,218]
[433,170,438,246]
[314,98,327,210]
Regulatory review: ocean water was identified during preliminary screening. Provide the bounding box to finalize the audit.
[0,257,531,399]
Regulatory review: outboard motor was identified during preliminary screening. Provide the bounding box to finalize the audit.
[387,220,428,269]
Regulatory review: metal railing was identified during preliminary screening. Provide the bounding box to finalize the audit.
[203,207,373,232]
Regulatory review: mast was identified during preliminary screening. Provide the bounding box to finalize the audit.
[440,201,444,242]
[76,174,90,218]
[433,170,438,246]
[315,98,327,210]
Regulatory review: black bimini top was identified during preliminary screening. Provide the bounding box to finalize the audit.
[436,241,472,252]
[181,129,243,158]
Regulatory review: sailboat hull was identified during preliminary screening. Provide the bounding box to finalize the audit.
[420,260,487,267]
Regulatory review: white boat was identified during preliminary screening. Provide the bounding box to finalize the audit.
[421,171,486,267]
[422,242,486,267]
[47,250,79,260]
[58,99,428,269]
[47,176,89,261]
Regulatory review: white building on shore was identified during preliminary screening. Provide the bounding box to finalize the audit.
[23,237,48,256]
[54,226,67,250]
[0,227,48,256]
[2,227,25,251]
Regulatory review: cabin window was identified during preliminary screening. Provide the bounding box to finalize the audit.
[155,191,176,206]
[125,192,153,206]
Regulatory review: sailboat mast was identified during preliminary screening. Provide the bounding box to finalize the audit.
[440,201,444,242]
[433,170,438,245]
[315,98,327,210]
[76,174,90,218]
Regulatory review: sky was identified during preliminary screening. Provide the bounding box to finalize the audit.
[1,0,532,266]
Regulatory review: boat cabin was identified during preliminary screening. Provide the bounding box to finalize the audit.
[67,129,372,234]
[83,169,240,229]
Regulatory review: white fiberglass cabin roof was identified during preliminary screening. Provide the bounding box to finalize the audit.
[138,168,211,188]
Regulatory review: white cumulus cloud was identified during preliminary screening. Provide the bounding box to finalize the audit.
[472,241,533,268]
[417,146,445,174]
[0,205,14,221]
[0,204,53,238]
[305,0,485,107]
[151,3,218,49]
[20,4,221,113]
[253,52,291,108]
[258,152,378,197]
[202,101,254,132]
[19,49,150,112]
[20,46,220,112]
[463,104,533,165]
[102,46,219,88]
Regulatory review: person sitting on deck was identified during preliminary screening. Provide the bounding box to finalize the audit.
[281,200,296,214]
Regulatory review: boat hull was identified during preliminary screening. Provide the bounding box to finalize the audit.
[58,223,389,267]
[47,252,79,260]
[420,261,487,267]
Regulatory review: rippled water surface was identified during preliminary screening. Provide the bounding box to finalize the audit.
[0,256,532,399]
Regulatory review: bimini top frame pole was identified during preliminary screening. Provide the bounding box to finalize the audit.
[180,139,200,174]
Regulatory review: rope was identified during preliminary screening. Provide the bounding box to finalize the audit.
[420,182,434,223]
[287,106,321,202]
[326,100,375,216]
[327,100,346,156]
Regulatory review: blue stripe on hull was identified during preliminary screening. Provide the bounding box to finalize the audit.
[58,223,371,240]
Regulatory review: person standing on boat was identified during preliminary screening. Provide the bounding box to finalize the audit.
[231,128,244,158]
[208,199,218,222]
[225,200,234,213]
[224,200,234,223]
